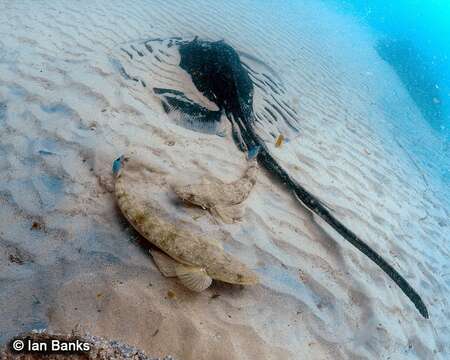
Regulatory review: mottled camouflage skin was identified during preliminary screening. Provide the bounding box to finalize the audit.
[114,157,259,287]
[173,160,258,222]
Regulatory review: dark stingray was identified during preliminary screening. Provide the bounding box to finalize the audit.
[111,37,428,318]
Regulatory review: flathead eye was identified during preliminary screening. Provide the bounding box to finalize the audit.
[112,155,125,176]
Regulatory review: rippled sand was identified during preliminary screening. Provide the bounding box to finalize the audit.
[0,1,449,359]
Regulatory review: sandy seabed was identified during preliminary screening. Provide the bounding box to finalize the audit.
[0,0,449,359]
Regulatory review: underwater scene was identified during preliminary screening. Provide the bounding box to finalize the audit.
[0,1,449,359]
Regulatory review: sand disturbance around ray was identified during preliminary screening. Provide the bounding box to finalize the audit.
[113,155,259,292]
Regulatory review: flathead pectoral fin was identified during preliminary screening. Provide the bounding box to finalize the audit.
[199,175,224,186]
[199,176,212,185]
[149,249,178,277]
[175,264,212,292]
[207,237,224,250]
[197,231,224,249]
[212,205,243,224]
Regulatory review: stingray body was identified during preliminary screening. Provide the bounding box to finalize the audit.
[173,157,258,223]
[113,156,259,292]
[110,37,428,317]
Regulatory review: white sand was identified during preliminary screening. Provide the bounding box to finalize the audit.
[0,0,449,359]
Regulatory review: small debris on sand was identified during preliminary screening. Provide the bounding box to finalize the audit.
[275,134,284,148]
[8,254,25,265]
[30,221,43,231]
[167,290,176,299]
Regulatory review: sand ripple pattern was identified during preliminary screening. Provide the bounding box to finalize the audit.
[0,1,449,359]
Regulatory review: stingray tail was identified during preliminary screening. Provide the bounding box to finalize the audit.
[248,129,429,319]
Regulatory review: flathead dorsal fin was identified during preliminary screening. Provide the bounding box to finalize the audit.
[149,249,178,277]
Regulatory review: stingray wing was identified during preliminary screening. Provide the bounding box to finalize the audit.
[108,37,301,142]
[108,37,224,135]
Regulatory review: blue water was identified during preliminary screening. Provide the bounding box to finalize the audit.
[330,1,450,137]
[325,0,450,193]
